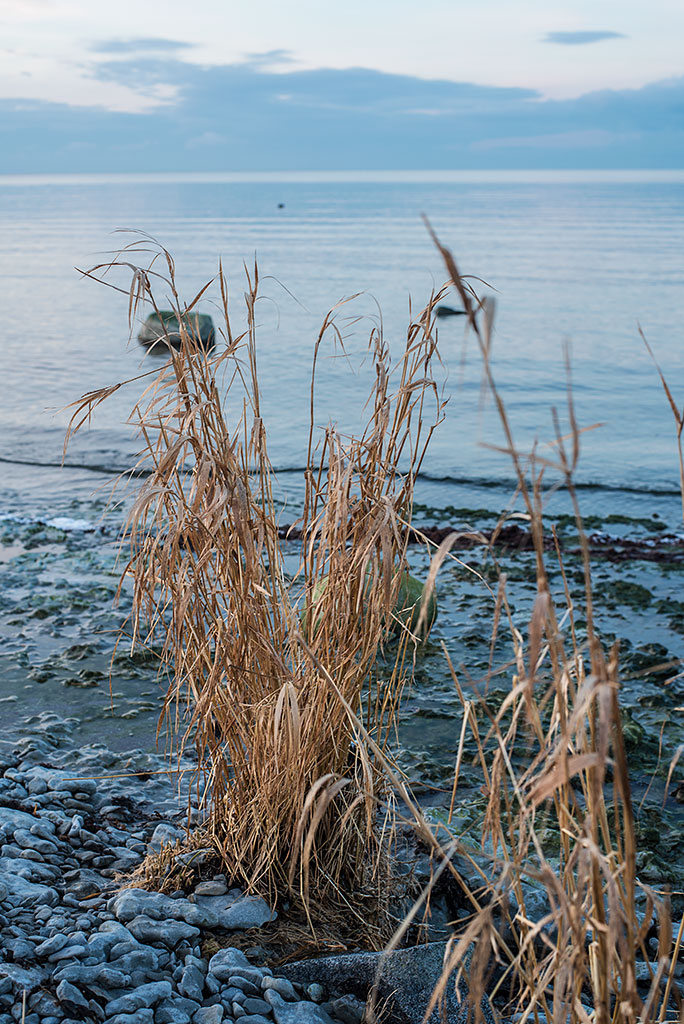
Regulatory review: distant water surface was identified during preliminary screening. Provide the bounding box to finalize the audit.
[1,169,683,526]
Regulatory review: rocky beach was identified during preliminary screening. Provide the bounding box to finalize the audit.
[0,712,377,1024]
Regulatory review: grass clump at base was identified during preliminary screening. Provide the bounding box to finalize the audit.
[67,236,451,924]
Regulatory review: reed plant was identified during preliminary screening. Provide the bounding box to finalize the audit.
[66,236,448,915]
[399,233,684,1024]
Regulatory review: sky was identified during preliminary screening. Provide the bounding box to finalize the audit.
[1,0,683,171]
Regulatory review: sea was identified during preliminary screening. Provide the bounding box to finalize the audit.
[1,171,684,800]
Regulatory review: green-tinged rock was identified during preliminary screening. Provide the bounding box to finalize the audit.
[138,311,215,351]
[301,569,437,641]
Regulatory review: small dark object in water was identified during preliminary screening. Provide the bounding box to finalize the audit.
[138,311,215,351]
[278,203,285,209]
[435,304,467,318]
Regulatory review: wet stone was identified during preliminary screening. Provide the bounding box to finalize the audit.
[56,978,90,1011]
[264,990,334,1024]
[156,995,202,1024]
[105,979,173,1015]
[193,1007,224,1024]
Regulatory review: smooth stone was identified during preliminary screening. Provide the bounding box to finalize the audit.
[113,949,161,973]
[261,977,297,1000]
[53,963,129,988]
[264,990,334,1024]
[194,879,228,896]
[105,980,173,1015]
[207,947,250,980]
[230,976,260,996]
[127,914,200,947]
[146,823,183,855]
[215,896,275,930]
[242,997,271,1015]
[239,1018,272,1024]
[0,807,38,834]
[1,873,58,907]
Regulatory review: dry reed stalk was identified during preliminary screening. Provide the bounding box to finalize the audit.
[400,229,684,1024]
[66,234,447,912]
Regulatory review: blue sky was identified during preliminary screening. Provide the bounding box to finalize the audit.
[1,0,683,171]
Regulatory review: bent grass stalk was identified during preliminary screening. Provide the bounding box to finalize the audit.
[409,231,684,1024]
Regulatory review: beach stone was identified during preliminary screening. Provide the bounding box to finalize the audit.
[56,979,90,1012]
[239,1017,272,1024]
[13,827,58,855]
[127,914,200,947]
[264,990,334,1024]
[208,946,250,980]
[306,984,325,1002]
[0,962,47,992]
[113,948,161,973]
[105,980,173,1015]
[193,1007,224,1024]
[1,873,58,907]
[242,997,271,1015]
[106,1012,154,1024]
[230,976,260,996]
[261,977,297,1000]
[53,963,129,988]
[147,823,183,855]
[156,995,202,1023]
[179,963,205,1001]
[194,879,228,896]
[110,888,217,929]
[199,894,276,930]
[0,807,38,834]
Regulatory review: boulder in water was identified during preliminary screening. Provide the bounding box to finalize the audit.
[137,311,215,351]
[435,305,466,318]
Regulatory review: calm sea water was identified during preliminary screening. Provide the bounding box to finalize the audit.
[1,170,684,525]
[2,172,684,766]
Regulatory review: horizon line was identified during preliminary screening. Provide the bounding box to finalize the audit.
[1,169,684,186]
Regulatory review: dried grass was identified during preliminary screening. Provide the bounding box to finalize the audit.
[398,231,684,1024]
[66,234,448,912]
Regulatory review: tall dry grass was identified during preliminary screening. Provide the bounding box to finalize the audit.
[400,232,684,1024]
[66,235,450,913]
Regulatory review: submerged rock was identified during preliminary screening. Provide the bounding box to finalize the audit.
[435,305,466,318]
[138,311,215,351]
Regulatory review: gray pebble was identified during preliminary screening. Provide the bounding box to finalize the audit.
[56,978,90,1011]
[242,997,272,1015]
[105,980,173,1014]
[194,1008,224,1024]
[261,977,298,1001]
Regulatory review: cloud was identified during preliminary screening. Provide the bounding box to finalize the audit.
[543,31,626,46]
[242,49,297,67]
[90,38,195,55]
[0,60,682,172]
